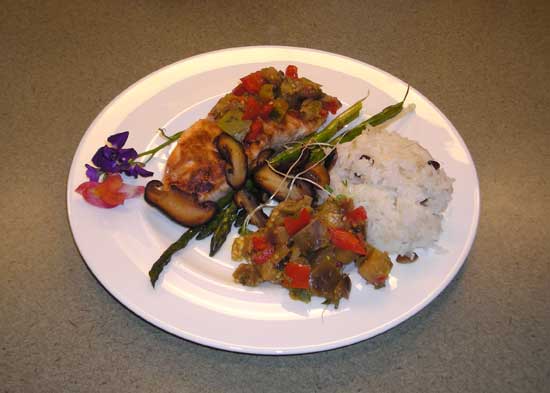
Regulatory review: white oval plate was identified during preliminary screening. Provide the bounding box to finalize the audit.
[67,46,480,355]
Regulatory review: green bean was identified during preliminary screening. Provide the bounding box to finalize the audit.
[209,202,238,257]
[149,227,199,287]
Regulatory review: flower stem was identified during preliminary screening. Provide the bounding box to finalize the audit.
[135,131,183,159]
[158,128,172,140]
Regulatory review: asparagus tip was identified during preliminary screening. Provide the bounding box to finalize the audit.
[149,273,158,288]
[402,85,410,103]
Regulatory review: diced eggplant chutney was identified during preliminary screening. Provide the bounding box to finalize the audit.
[232,195,393,307]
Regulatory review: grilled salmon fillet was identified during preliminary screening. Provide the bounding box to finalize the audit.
[163,66,341,203]
[163,119,229,202]
[163,114,326,202]
[244,112,326,161]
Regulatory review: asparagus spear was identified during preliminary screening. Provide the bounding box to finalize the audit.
[364,85,409,127]
[308,86,410,163]
[196,211,224,240]
[234,208,247,228]
[268,98,364,167]
[308,122,368,163]
[149,191,234,286]
[195,191,235,240]
[209,202,238,257]
[149,227,199,287]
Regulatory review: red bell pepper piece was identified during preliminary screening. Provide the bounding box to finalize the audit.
[284,262,311,289]
[322,98,341,114]
[283,208,311,236]
[328,227,367,255]
[346,206,367,225]
[374,275,388,286]
[259,102,274,119]
[244,118,263,143]
[240,71,264,94]
[242,96,261,120]
[252,235,270,251]
[251,234,274,264]
[232,83,246,96]
[285,65,298,79]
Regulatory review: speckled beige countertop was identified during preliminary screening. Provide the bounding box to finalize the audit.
[2,1,549,392]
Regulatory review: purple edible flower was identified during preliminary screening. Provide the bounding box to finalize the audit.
[107,131,129,149]
[125,163,154,178]
[117,147,138,163]
[85,164,101,182]
[91,146,120,173]
[85,131,153,181]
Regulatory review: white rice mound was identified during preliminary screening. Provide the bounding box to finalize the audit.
[330,128,454,255]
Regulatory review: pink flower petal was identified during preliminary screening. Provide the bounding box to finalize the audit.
[119,183,145,199]
[75,181,98,194]
[75,179,144,209]
[75,182,113,208]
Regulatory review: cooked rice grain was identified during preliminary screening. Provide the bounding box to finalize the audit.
[330,128,454,254]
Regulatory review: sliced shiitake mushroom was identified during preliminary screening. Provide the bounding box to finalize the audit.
[214,132,248,190]
[233,190,268,227]
[253,164,314,201]
[144,180,217,227]
[324,149,338,171]
[274,148,310,173]
[302,162,330,188]
[259,191,271,203]
[253,148,274,169]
